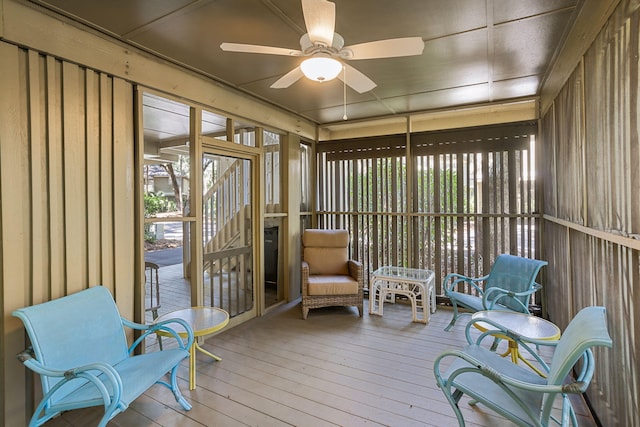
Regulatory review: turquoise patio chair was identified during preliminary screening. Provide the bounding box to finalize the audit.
[443,254,547,331]
[433,306,612,427]
[13,286,194,427]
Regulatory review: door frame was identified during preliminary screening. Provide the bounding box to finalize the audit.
[200,137,263,326]
[137,89,267,329]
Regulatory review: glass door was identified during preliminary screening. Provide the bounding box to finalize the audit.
[202,152,254,317]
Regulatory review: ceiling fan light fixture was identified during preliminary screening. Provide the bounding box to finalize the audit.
[300,57,342,82]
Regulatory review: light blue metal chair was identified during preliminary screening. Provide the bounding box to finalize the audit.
[433,306,612,427]
[13,286,194,427]
[443,254,547,331]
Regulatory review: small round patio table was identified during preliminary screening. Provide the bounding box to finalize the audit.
[156,306,229,390]
[471,310,560,377]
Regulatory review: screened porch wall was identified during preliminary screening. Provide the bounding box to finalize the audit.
[539,1,640,425]
[316,122,541,297]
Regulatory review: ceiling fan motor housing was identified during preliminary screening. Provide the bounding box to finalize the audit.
[300,32,345,57]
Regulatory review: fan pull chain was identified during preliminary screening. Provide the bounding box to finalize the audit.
[342,65,348,120]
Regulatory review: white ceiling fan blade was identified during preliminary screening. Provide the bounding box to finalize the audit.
[301,0,335,47]
[220,43,302,56]
[338,64,376,93]
[343,37,424,60]
[271,67,305,89]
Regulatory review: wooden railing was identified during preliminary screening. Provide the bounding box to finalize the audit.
[318,211,542,301]
[202,159,247,273]
[202,158,253,315]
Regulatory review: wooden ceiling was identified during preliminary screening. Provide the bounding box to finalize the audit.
[31,0,580,125]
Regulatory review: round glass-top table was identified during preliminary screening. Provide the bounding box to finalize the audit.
[471,310,560,376]
[156,307,229,390]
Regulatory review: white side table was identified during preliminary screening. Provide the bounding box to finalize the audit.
[369,266,435,324]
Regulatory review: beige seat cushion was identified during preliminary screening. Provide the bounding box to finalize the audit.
[307,275,359,296]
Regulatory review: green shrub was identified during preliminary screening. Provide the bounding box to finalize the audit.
[144,192,176,242]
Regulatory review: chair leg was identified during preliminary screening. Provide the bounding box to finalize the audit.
[97,395,122,427]
[169,365,192,411]
[444,302,459,331]
[302,306,309,320]
[489,337,501,352]
[434,359,467,427]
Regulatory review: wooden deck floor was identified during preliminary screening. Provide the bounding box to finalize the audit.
[44,264,597,426]
[46,303,597,427]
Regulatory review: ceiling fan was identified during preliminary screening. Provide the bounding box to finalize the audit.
[220,0,424,93]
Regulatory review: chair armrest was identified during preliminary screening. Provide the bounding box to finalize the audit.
[301,260,310,296]
[18,348,105,381]
[17,347,124,409]
[571,349,594,389]
[17,348,69,378]
[443,272,489,295]
[482,283,542,311]
[435,347,572,395]
[122,317,194,354]
[347,260,364,291]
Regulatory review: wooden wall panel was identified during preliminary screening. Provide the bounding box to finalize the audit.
[86,70,102,287]
[578,237,638,424]
[583,25,615,231]
[100,74,115,294]
[0,43,136,426]
[541,221,572,328]
[541,1,640,425]
[28,50,49,306]
[112,78,135,312]
[0,41,31,427]
[553,66,584,224]
[62,61,88,295]
[584,8,640,235]
[46,55,66,301]
[540,106,557,217]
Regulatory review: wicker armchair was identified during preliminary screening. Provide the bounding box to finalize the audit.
[301,229,363,319]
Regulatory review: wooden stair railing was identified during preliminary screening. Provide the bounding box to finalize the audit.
[203,159,247,274]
